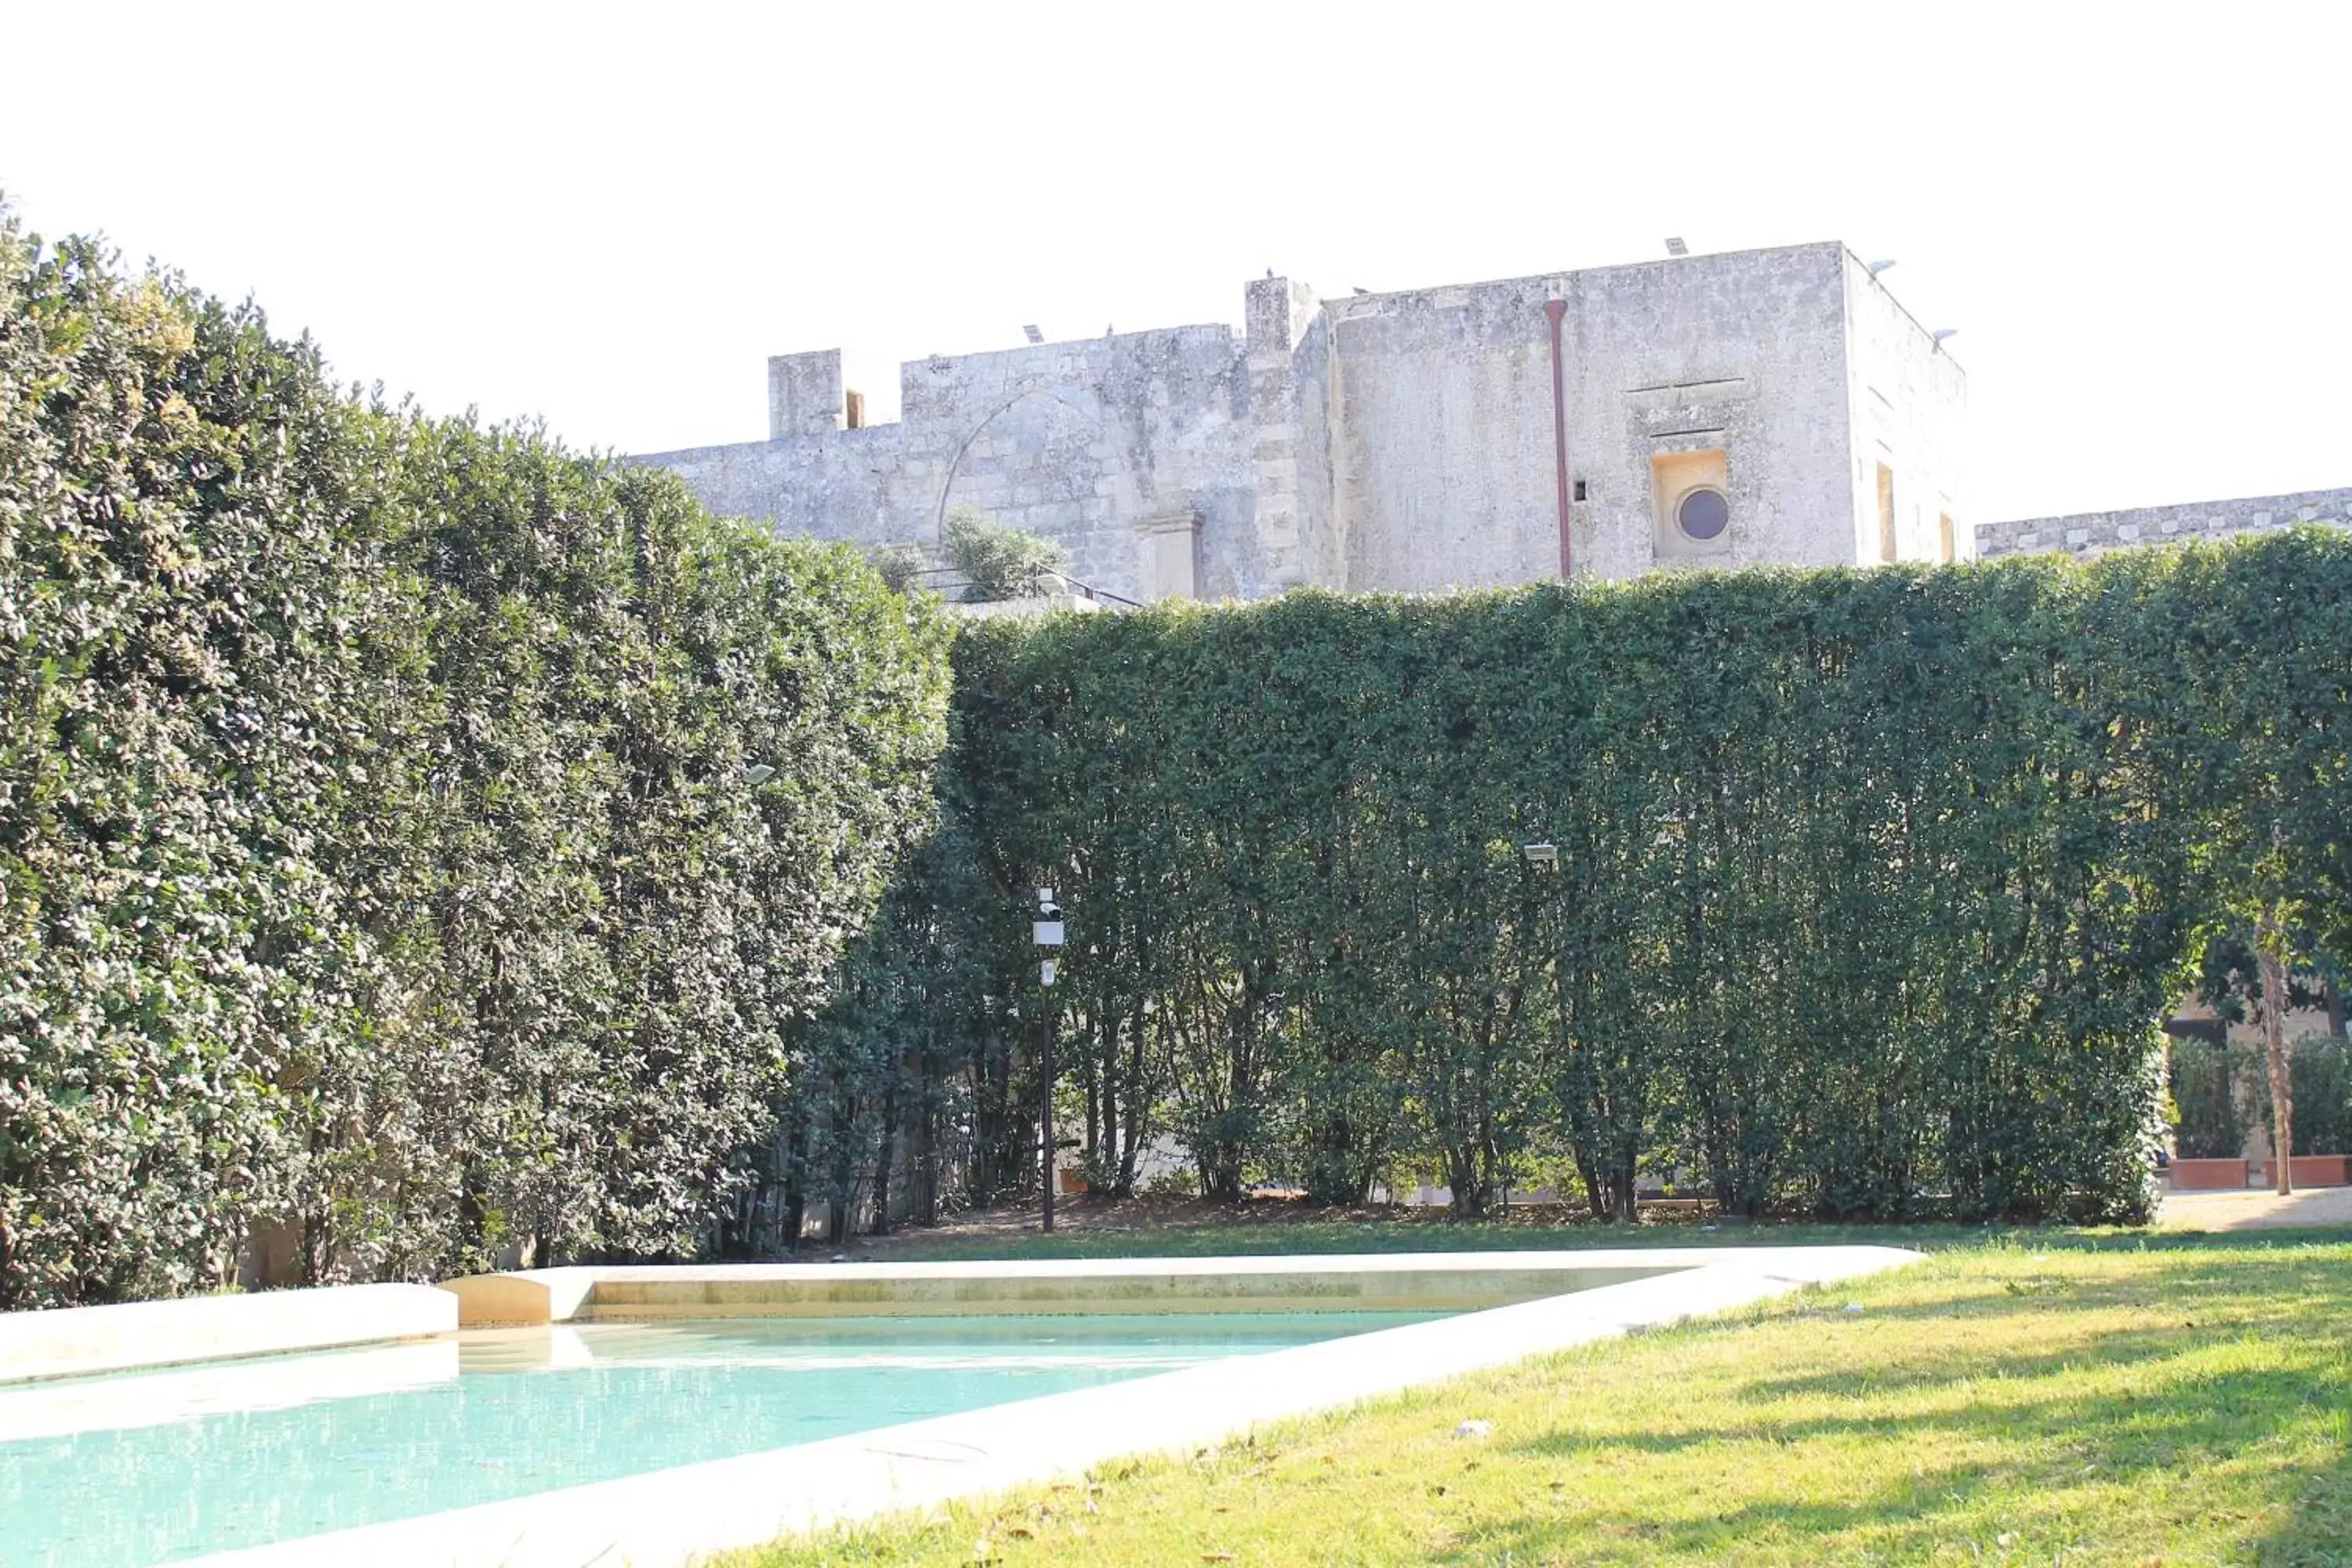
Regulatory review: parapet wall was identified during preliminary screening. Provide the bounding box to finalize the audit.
[640,324,1259,602]
[1976,487,2352,560]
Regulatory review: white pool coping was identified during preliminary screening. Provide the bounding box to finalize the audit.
[182,1244,1920,1568]
[0,1338,459,1440]
[441,1250,1701,1323]
[0,1283,457,1384]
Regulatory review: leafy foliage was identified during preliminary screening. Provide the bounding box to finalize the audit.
[9,201,2350,1304]
[853,535,2351,1228]
[939,508,1068,601]
[0,210,949,1306]
[866,542,926,595]
[2167,1035,2245,1160]
[2285,1036,2352,1158]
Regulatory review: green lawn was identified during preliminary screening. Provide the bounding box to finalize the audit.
[728,1229,2352,1566]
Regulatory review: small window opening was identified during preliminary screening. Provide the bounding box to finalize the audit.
[1676,487,1730,541]
[1876,464,1897,562]
[1650,448,1730,558]
[1573,478,1589,503]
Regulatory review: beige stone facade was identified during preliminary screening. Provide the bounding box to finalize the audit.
[635,241,1968,601]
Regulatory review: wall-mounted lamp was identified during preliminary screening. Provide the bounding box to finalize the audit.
[1867,258,1898,277]
[1521,841,1560,871]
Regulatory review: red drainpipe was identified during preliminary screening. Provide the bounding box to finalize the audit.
[1544,298,1572,579]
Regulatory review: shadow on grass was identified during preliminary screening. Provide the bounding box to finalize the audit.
[1479,1350,2344,1564]
[1443,1238,2352,1565]
[2259,1440,2352,1568]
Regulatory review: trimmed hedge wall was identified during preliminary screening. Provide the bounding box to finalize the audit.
[0,215,949,1307]
[797,532,2350,1231]
[9,203,2349,1301]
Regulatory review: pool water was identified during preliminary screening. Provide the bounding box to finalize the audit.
[0,1311,1432,1566]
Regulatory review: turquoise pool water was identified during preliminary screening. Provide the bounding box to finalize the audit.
[0,1311,1431,1566]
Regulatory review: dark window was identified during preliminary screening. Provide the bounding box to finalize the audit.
[1677,487,1730,541]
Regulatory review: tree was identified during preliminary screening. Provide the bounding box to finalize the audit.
[941,508,1069,601]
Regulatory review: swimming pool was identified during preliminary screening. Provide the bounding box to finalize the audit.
[0,1311,1433,1566]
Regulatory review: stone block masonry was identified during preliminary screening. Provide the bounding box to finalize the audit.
[1976,487,2352,561]
[633,242,1970,602]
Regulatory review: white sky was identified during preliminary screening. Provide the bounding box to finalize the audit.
[3,0,2345,522]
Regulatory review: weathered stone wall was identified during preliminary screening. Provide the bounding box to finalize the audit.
[1976,487,2352,560]
[1306,245,1871,593]
[1563,242,1860,579]
[1843,254,1969,561]
[639,325,1255,603]
[1327,273,1559,592]
[1243,276,1327,592]
[637,241,1969,600]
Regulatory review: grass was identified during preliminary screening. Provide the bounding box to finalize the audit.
[724,1227,2352,1566]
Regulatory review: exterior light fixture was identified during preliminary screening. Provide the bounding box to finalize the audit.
[1521,841,1560,870]
[1033,884,1066,1232]
[1867,258,1898,276]
[1932,328,1959,346]
[1022,325,1044,345]
[1033,888,1064,953]
[740,763,775,786]
[1664,237,1690,257]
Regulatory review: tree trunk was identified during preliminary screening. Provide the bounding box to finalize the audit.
[1447,1144,1486,1220]
[779,1106,812,1254]
[1117,1007,1149,1196]
[2259,911,2295,1196]
[915,1035,939,1228]
[869,1084,898,1236]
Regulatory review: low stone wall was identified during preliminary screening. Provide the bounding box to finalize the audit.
[0,1283,457,1384]
[1976,486,2352,561]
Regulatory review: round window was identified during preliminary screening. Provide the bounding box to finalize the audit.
[1676,486,1730,541]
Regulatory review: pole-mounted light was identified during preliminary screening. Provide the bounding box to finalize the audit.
[1033,887,1064,982]
[1033,887,1065,1229]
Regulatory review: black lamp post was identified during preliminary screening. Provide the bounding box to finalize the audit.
[1033,887,1065,1231]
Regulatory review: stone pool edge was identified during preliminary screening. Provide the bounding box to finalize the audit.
[441,1250,1700,1323]
[0,1283,456,1385]
[180,1244,1922,1568]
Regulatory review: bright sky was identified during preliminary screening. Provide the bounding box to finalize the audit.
[4,1,2345,523]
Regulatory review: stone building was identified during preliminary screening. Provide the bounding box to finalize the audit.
[635,241,1968,602]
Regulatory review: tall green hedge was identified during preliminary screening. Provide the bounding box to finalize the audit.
[827,532,2348,1229]
[0,213,949,1307]
[9,205,2350,1301]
